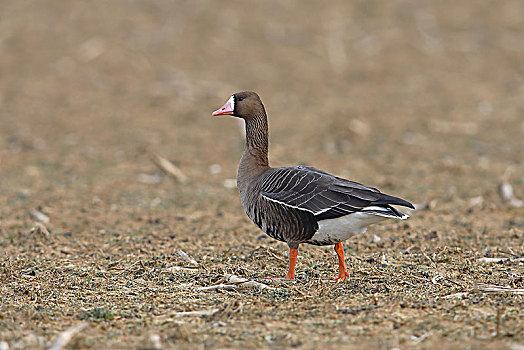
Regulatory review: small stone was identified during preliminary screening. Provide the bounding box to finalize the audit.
[348,119,370,136]
[477,100,493,116]
[468,196,483,207]
[77,37,105,62]
[209,164,222,175]
[223,179,237,189]
[29,209,49,224]
[138,173,163,184]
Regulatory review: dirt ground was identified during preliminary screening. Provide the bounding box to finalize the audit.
[1,1,523,349]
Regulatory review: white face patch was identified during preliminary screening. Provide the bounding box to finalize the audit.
[227,95,235,113]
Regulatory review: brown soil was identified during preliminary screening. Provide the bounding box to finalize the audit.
[1,1,523,349]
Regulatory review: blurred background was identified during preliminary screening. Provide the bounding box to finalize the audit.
[2,0,523,199]
[1,1,523,348]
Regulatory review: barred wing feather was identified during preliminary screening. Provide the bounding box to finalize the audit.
[260,166,414,221]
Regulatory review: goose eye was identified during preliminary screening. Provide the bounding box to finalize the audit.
[237,96,245,102]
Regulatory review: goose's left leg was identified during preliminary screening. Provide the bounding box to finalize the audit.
[334,243,350,282]
[267,245,299,280]
[285,247,298,279]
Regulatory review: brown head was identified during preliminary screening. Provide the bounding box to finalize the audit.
[212,91,266,120]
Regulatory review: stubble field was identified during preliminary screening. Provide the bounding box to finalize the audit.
[0,1,523,349]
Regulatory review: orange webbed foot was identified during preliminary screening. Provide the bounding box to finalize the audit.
[334,243,350,282]
[335,270,350,282]
[268,247,298,281]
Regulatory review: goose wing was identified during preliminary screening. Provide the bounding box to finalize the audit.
[260,166,414,220]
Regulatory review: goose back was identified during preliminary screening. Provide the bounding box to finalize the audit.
[238,165,413,247]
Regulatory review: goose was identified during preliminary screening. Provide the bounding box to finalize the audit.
[212,91,414,281]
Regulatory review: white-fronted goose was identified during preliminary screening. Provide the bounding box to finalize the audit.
[212,91,414,281]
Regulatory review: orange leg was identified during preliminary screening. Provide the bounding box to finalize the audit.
[334,243,350,282]
[285,248,298,279]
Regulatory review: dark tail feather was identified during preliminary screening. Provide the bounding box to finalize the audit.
[375,193,415,209]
